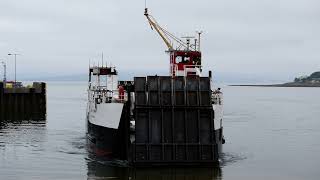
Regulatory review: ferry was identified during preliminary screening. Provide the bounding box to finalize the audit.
[86,8,225,166]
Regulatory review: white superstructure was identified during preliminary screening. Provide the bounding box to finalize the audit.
[86,66,127,130]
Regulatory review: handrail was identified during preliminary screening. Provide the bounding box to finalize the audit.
[89,88,128,105]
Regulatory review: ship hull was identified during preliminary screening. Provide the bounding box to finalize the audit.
[87,119,120,158]
[215,127,224,153]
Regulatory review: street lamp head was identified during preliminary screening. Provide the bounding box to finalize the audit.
[8,53,12,55]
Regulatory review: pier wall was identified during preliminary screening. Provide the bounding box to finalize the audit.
[0,82,46,122]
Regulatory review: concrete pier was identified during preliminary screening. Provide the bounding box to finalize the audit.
[0,82,46,122]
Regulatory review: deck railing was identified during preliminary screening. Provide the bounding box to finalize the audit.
[212,91,223,105]
[89,87,128,105]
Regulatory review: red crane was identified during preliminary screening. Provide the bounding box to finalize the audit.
[144,8,203,77]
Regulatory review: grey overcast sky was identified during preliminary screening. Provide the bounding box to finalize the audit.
[0,0,319,82]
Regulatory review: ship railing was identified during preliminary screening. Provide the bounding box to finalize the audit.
[90,88,128,105]
[212,91,223,105]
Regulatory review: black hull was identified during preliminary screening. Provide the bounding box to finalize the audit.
[87,119,131,161]
[87,120,224,166]
[87,120,118,158]
[86,104,129,160]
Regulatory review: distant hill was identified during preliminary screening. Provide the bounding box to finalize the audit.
[294,71,320,83]
[231,71,320,87]
[309,71,320,79]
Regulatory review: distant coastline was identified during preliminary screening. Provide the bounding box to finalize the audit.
[230,82,320,87]
[231,71,320,87]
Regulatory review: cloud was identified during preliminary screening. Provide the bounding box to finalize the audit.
[0,0,319,82]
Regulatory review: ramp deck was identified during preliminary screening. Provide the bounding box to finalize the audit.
[132,76,219,166]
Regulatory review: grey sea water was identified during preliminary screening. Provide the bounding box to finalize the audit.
[0,82,320,180]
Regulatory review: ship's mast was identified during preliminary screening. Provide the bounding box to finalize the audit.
[196,31,203,51]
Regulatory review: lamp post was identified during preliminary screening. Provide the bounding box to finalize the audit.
[0,61,6,87]
[8,53,20,85]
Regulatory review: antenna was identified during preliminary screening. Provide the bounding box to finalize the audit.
[196,31,203,51]
[101,52,104,68]
[145,0,147,9]
[181,36,195,51]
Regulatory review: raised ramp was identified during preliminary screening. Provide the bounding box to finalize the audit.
[132,76,219,166]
